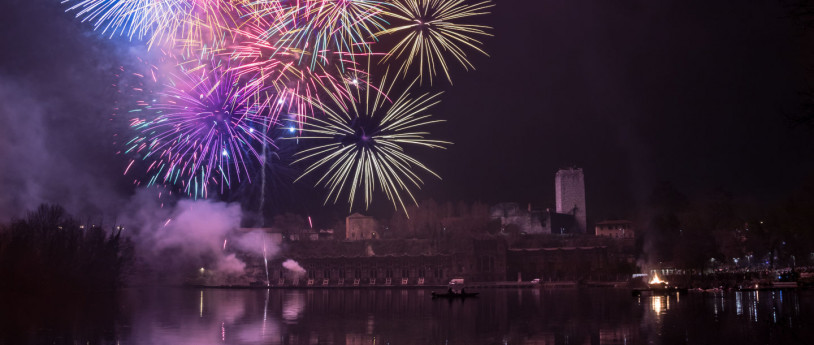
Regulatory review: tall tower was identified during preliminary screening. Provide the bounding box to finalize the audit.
[555,167,586,233]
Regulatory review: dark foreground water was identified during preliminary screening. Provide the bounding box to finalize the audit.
[2,287,813,345]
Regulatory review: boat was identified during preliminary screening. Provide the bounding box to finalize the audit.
[431,291,480,298]
[433,278,479,299]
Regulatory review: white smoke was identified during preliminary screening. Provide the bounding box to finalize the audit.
[282,259,306,276]
[120,188,278,286]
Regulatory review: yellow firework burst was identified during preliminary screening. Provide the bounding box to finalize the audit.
[375,0,493,84]
[290,74,450,214]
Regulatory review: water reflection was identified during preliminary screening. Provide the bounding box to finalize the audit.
[282,291,305,323]
[1,288,813,344]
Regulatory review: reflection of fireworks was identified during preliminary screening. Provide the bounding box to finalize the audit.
[375,0,494,84]
[292,76,450,213]
[124,60,277,198]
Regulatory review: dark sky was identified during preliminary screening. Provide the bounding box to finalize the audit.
[2,0,813,224]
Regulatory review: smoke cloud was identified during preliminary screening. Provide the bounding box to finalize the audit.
[282,259,306,276]
[120,189,279,286]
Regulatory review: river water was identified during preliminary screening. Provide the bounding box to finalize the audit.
[2,288,812,345]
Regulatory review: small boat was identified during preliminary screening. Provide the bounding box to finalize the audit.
[432,278,478,298]
[431,291,479,298]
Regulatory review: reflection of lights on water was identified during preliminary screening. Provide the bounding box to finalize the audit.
[651,296,668,315]
[366,315,375,335]
[736,291,743,316]
[283,292,305,323]
[200,290,204,318]
[714,296,718,316]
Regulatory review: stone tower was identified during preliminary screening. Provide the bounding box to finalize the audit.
[555,167,586,233]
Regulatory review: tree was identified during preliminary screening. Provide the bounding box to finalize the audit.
[0,204,132,293]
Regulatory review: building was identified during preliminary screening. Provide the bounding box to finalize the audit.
[506,245,608,281]
[345,213,378,240]
[234,230,631,285]
[555,167,587,233]
[267,238,507,286]
[595,220,635,238]
[490,203,548,234]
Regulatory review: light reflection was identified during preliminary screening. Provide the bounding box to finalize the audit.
[41,287,808,345]
[282,291,305,323]
[736,291,743,316]
[651,296,668,316]
[366,315,375,335]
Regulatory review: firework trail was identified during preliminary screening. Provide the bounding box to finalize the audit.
[124,58,278,198]
[374,0,493,84]
[291,73,450,214]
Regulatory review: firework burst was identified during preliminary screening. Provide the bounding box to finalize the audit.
[253,0,391,68]
[124,60,278,198]
[375,0,493,84]
[62,0,248,53]
[291,74,450,213]
[229,20,367,127]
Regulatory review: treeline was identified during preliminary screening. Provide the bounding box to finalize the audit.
[640,180,814,271]
[0,204,133,293]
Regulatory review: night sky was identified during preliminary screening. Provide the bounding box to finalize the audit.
[2,0,813,224]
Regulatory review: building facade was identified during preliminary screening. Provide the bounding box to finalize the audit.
[490,203,549,234]
[265,239,507,286]
[595,220,635,238]
[345,213,378,240]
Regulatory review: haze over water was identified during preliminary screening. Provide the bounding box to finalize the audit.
[1,288,812,345]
